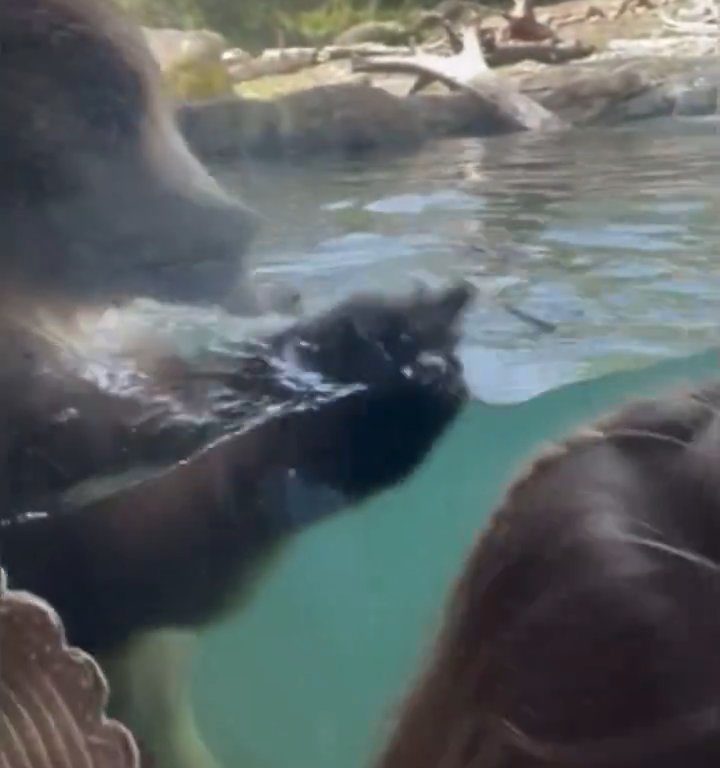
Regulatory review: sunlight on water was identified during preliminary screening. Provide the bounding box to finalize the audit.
[214,119,720,402]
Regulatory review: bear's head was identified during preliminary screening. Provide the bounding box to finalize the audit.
[0,0,259,309]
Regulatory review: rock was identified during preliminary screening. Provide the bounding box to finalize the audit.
[275,83,425,153]
[222,47,253,66]
[143,28,228,71]
[0,569,140,768]
[600,83,677,122]
[516,64,651,124]
[143,27,234,101]
[334,21,411,46]
[175,37,720,160]
[179,83,426,157]
[672,81,719,116]
[411,91,530,136]
[167,61,235,101]
[177,99,243,157]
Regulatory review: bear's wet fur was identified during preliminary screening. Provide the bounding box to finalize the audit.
[375,382,720,768]
[0,1,473,765]
[1,283,472,654]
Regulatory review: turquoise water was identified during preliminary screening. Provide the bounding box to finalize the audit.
[192,122,720,768]
[192,349,719,768]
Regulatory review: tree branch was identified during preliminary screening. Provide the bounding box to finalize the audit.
[352,28,565,132]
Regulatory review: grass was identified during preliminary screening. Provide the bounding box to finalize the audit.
[118,0,433,50]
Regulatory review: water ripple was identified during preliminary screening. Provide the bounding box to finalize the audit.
[215,119,720,401]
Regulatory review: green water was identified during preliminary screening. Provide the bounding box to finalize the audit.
[192,120,720,767]
[2,32,719,763]
[192,347,719,768]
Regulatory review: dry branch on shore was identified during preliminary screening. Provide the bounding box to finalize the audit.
[352,26,566,132]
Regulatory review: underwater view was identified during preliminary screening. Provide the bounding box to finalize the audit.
[3,1,720,767]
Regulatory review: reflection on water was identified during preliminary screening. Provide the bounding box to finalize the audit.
[215,118,720,402]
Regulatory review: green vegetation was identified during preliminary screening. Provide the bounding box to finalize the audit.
[117,0,434,50]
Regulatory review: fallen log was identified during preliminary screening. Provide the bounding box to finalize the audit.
[353,27,489,87]
[352,27,565,132]
[486,38,595,65]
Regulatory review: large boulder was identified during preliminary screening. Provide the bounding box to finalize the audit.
[143,27,234,101]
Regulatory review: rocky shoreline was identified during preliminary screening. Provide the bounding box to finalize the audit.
[177,59,720,159]
[146,0,720,160]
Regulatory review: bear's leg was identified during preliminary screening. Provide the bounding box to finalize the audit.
[100,630,219,768]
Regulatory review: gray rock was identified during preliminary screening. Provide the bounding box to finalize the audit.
[609,86,677,122]
[672,83,718,116]
[143,27,227,71]
[178,99,244,157]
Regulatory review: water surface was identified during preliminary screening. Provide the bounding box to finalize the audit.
[216,118,720,402]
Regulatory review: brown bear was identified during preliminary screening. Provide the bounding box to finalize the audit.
[0,0,260,310]
[375,383,720,768]
[0,1,474,766]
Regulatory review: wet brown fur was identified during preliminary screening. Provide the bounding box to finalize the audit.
[0,3,472,766]
[377,381,720,768]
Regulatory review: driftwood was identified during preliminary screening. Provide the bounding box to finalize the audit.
[222,5,593,88]
[352,27,565,132]
[353,27,489,88]
[487,38,595,65]
[228,47,318,83]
